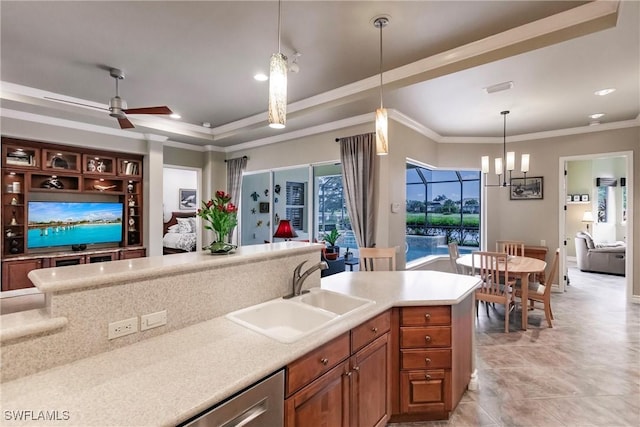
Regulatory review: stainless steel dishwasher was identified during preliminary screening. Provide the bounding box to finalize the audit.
[181,370,284,427]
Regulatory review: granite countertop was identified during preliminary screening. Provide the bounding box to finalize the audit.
[0,270,479,427]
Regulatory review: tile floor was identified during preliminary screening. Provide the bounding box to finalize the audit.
[390,265,640,426]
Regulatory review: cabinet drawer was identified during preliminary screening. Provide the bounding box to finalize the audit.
[400,370,448,414]
[401,349,451,370]
[286,332,350,396]
[351,310,391,353]
[400,327,451,348]
[401,306,451,326]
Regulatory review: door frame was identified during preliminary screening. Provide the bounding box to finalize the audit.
[558,151,634,300]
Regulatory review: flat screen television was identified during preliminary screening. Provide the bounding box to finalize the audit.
[27,201,123,249]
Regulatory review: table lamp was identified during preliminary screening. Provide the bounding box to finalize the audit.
[273,219,297,241]
[582,211,594,232]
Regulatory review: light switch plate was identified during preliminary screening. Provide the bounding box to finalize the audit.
[141,310,167,331]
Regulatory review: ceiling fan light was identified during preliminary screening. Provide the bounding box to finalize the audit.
[375,108,388,155]
[268,52,287,129]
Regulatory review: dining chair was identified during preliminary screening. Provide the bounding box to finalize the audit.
[514,248,559,328]
[472,251,513,333]
[448,242,461,274]
[359,247,397,271]
[496,240,525,256]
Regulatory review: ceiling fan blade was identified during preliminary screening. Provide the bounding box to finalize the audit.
[117,117,135,129]
[123,106,172,115]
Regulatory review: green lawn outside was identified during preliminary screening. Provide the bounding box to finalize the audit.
[407,213,480,227]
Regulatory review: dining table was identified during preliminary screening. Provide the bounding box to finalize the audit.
[457,253,547,330]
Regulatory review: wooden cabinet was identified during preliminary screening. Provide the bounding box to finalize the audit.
[120,248,146,260]
[1,258,43,291]
[285,310,392,427]
[350,333,391,427]
[124,180,143,246]
[391,298,473,422]
[2,170,26,257]
[42,149,80,173]
[1,136,146,291]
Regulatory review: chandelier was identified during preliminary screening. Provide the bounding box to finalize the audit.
[481,110,530,187]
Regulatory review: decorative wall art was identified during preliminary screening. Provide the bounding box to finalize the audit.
[259,202,269,213]
[580,194,589,202]
[179,188,196,210]
[509,177,543,200]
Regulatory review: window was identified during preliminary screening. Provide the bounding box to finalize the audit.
[314,164,356,248]
[406,163,481,262]
[286,181,305,229]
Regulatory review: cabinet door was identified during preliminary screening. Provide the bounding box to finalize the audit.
[351,333,391,427]
[400,369,450,414]
[285,359,350,427]
[2,259,43,291]
[120,248,146,260]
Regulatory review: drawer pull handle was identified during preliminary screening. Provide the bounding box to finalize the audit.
[320,358,329,365]
[425,335,431,342]
[425,374,432,380]
[371,327,378,333]
[353,366,360,372]
[424,313,431,320]
[425,357,431,364]
[345,371,352,377]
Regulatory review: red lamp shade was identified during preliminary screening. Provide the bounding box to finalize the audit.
[273,219,298,239]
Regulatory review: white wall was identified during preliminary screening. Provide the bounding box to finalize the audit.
[162,167,198,218]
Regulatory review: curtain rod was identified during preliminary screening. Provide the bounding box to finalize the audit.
[224,155,248,163]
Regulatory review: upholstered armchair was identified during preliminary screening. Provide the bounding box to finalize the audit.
[574,231,625,276]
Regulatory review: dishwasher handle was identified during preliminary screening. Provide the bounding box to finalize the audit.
[221,398,268,427]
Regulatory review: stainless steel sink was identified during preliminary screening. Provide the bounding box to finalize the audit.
[226,289,374,343]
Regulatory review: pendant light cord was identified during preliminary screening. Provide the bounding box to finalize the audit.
[379,21,384,109]
[277,0,282,53]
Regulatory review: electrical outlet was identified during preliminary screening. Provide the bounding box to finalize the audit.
[108,317,138,340]
[140,310,167,331]
[541,239,546,246]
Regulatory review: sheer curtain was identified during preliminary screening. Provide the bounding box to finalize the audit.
[339,133,376,248]
[226,156,247,244]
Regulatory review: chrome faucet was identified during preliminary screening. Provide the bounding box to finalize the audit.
[284,260,328,299]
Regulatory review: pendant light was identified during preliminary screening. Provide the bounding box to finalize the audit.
[373,16,389,155]
[481,110,530,187]
[268,0,287,129]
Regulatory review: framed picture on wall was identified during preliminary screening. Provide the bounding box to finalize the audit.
[259,202,269,213]
[509,176,543,200]
[179,188,196,210]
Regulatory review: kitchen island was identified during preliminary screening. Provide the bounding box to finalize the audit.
[0,244,478,426]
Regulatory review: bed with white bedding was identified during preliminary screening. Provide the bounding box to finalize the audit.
[162,212,197,254]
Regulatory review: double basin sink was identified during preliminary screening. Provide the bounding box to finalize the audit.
[226,289,375,343]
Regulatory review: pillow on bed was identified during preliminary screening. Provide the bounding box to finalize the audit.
[175,218,193,234]
[167,224,181,233]
[188,217,196,232]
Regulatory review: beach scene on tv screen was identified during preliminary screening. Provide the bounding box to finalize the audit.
[27,202,123,248]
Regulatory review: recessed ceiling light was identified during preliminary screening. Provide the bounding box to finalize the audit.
[589,120,601,126]
[202,122,211,128]
[170,113,181,119]
[483,81,514,94]
[589,113,605,119]
[254,73,268,81]
[594,88,615,96]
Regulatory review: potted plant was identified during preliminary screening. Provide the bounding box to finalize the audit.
[197,190,238,254]
[322,228,341,255]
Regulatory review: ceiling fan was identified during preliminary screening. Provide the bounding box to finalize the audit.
[45,68,173,129]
